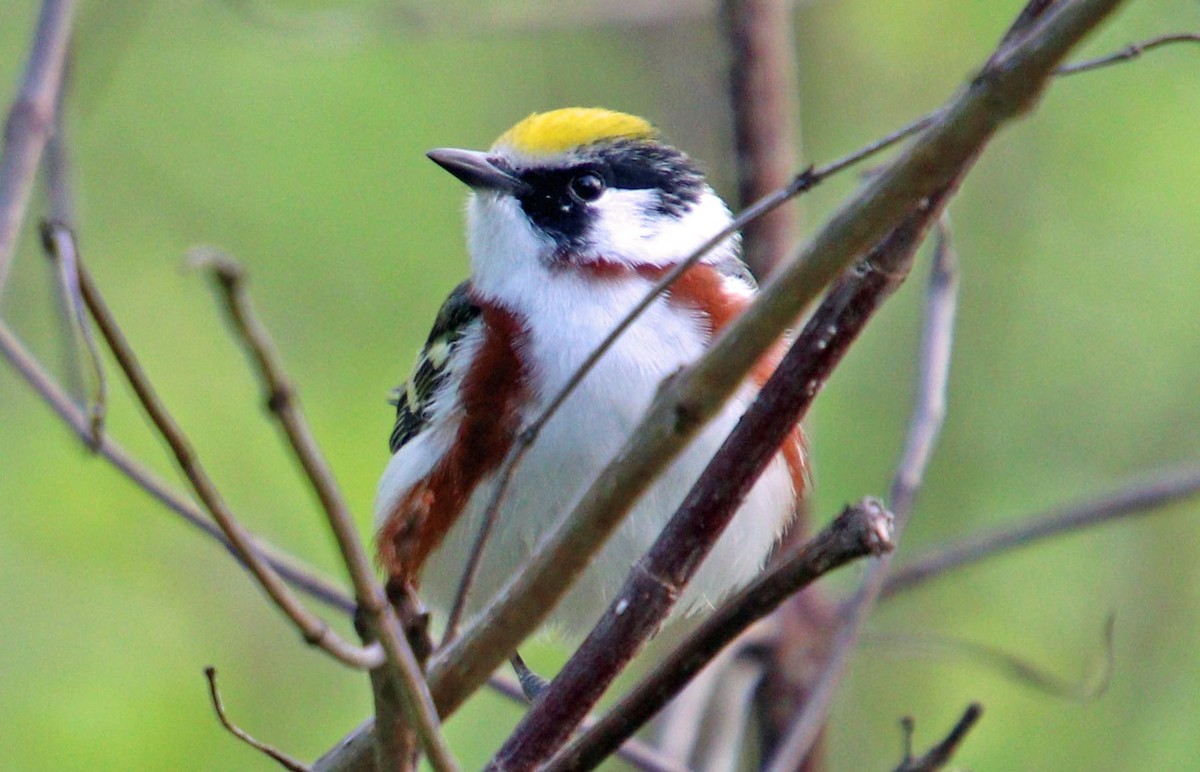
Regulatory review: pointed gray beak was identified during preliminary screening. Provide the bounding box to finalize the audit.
[427,148,529,195]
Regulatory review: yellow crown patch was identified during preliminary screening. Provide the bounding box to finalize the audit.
[492,108,656,157]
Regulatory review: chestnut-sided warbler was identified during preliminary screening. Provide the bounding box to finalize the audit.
[375,108,807,635]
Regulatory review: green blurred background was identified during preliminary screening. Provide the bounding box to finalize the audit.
[2,1,1199,769]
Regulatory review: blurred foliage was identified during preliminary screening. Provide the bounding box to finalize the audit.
[1,0,1199,769]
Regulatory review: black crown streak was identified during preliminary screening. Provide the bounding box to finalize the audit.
[514,139,706,252]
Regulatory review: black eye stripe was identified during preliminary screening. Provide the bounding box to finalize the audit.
[510,140,707,247]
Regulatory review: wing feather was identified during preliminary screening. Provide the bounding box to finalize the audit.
[389,281,481,453]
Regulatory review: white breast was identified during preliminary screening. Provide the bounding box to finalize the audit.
[416,266,796,635]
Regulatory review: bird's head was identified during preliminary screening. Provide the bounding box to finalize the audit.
[427,108,739,279]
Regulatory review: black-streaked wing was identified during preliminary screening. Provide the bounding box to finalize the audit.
[389,281,481,453]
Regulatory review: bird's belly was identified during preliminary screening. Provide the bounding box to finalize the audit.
[418,357,796,636]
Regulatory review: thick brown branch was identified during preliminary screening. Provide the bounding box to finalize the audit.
[546,500,895,771]
[0,0,76,294]
[313,676,687,772]
[490,183,952,769]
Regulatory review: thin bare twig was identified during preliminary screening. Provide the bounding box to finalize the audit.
[765,217,960,772]
[882,463,1200,599]
[74,263,382,670]
[868,614,1115,702]
[545,500,895,771]
[204,667,311,772]
[189,249,457,771]
[893,703,984,772]
[39,221,105,441]
[41,55,91,406]
[1058,32,1200,74]
[429,0,1127,724]
[0,0,76,295]
[0,318,356,614]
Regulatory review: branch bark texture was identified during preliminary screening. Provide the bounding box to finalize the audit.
[546,500,895,771]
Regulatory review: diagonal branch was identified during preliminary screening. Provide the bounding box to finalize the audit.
[191,249,457,770]
[439,87,945,646]
[764,214,961,772]
[490,179,956,768]
[428,0,1127,723]
[0,0,76,295]
[75,262,382,670]
[881,463,1200,599]
[0,318,356,614]
[545,499,896,771]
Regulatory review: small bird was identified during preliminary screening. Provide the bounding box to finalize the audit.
[375,108,807,636]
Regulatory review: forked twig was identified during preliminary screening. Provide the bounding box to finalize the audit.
[189,248,457,771]
[205,667,311,772]
[38,221,105,442]
[893,703,984,772]
[764,217,961,771]
[74,263,382,670]
[0,319,356,615]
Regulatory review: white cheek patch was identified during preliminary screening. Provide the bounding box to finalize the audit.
[585,187,740,268]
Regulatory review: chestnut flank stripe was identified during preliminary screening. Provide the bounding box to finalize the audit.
[378,298,529,584]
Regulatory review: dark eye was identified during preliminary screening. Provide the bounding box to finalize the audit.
[568,172,605,203]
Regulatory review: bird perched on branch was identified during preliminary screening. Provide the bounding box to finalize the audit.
[375,107,807,637]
